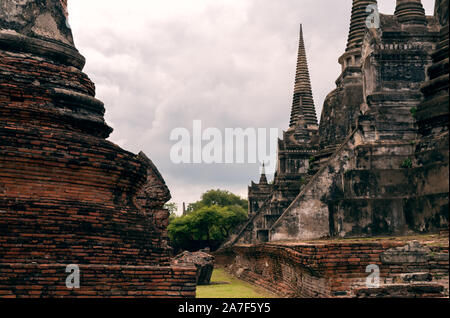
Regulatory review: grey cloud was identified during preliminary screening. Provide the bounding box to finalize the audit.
[68,0,435,210]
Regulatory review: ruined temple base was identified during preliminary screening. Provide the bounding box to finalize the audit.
[215,234,449,298]
[0,264,197,298]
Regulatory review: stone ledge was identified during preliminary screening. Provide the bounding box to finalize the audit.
[0,30,85,69]
[51,88,105,115]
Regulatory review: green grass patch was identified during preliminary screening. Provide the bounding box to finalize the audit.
[196,268,275,299]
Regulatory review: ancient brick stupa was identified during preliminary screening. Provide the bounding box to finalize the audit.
[220,0,448,298]
[230,0,448,245]
[0,0,196,297]
[236,25,319,244]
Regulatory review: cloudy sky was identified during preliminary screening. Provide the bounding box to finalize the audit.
[68,0,435,213]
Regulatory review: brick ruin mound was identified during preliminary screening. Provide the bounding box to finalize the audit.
[0,0,196,298]
[216,234,449,298]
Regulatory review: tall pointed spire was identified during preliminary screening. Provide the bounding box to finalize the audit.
[395,0,427,25]
[289,24,318,129]
[345,0,378,52]
[259,162,268,184]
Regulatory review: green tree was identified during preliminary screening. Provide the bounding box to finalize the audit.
[168,215,195,246]
[216,205,247,238]
[187,189,247,212]
[168,189,248,251]
[164,202,178,217]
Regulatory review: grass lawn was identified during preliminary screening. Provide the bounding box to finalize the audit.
[196,268,276,298]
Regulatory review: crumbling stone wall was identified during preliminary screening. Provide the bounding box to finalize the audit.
[216,239,449,298]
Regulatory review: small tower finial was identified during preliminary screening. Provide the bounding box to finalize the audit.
[259,162,268,184]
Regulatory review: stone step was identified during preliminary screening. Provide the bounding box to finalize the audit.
[355,283,446,298]
[360,109,417,122]
[394,272,433,283]
[362,128,418,140]
[361,123,418,132]
[359,118,419,141]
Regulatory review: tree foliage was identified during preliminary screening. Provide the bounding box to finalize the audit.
[168,190,248,251]
[164,202,178,217]
[186,189,247,213]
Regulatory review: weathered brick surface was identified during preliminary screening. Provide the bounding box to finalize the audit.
[0,0,196,297]
[0,47,172,268]
[0,264,197,298]
[216,240,449,298]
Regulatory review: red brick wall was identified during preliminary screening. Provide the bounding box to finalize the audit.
[0,48,173,267]
[0,264,196,298]
[215,242,449,297]
[0,9,197,297]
